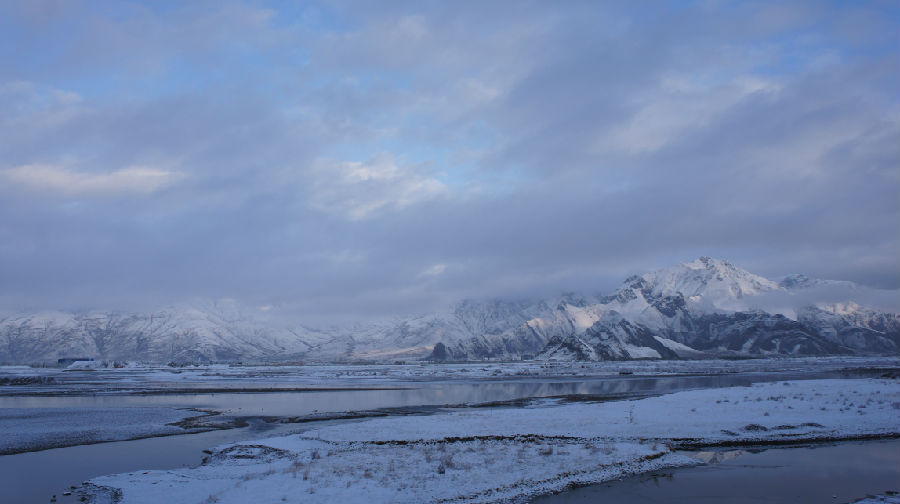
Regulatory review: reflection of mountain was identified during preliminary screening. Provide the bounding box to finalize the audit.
[1,257,897,363]
[691,450,746,464]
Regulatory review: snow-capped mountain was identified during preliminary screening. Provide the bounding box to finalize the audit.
[0,297,562,364]
[1,257,897,364]
[642,256,781,308]
[0,301,326,364]
[431,257,899,361]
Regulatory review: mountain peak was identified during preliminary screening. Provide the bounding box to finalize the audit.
[687,256,736,272]
[640,257,781,307]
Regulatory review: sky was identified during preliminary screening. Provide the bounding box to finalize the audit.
[0,0,897,321]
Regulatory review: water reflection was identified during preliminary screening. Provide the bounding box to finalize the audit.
[1,421,309,504]
[0,372,827,418]
[532,440,900,504]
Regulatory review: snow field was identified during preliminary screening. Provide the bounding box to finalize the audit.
[89,378,900,503]
[111,439,693,504]
[93,437,694,504]
[288,378,900,444]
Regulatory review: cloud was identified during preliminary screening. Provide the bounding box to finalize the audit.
[419,263,449,278]
[307,154,447,220]
[603,75,781,154]
[3,164,183,196]
[0,1,896,319]
[747,284,900,316]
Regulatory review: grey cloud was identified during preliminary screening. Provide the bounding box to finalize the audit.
[0,1,896,321]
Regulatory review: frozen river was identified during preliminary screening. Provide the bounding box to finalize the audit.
[1,357,896,503]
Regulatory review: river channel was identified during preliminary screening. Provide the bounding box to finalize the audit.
[1,369,890,503]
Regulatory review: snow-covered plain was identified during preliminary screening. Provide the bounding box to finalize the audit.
[86,378,900,504]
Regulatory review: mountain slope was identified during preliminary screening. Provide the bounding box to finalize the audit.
[2,257,898,364]
[431,257,899,361]
[0,297,562,364]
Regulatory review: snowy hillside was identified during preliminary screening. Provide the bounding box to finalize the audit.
[643,256,781,309]
[0,297,562,364]
[1,257,897,364]
[432,257,899,361]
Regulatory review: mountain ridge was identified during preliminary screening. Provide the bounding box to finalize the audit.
[430,257,899,361]
[1,257,897,364]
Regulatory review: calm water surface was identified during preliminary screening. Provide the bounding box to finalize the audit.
[0,371,841,416]
[5,420,307,504]
[532,440,900,504]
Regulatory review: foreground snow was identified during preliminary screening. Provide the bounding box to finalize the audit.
[87,378,900,503]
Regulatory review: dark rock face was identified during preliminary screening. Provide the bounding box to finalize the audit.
[429,342,449,361]
[687,312,840,355]
[579,317,678,360]
[796,306,900,354]
[651,293,687,318]
[426,322,551,361]
[523,308,899,362]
